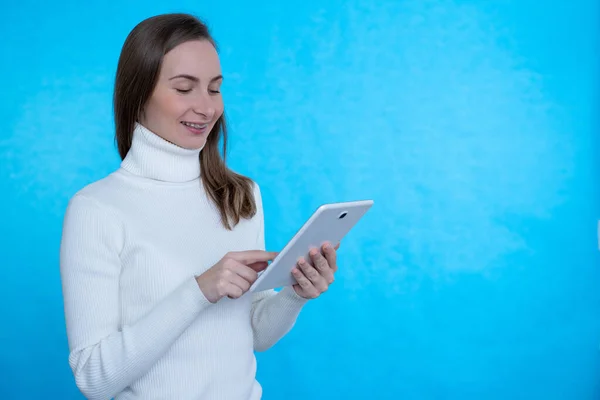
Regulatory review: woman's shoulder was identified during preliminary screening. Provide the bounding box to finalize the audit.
[61,173,127,248]
[65,171,125,216]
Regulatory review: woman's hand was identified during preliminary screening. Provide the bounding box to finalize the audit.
[292,242,340,299]
[195,250,277,303]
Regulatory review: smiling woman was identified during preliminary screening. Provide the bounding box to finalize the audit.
[58,12,339,400]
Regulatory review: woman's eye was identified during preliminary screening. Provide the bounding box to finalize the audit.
[176,88,192,93]
[209,89,221,94]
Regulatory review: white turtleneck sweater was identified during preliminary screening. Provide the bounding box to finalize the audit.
[59,123,308,400]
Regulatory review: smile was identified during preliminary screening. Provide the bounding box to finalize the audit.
[182,121,208,129]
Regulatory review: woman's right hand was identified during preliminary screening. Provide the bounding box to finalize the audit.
[195,250,278,303]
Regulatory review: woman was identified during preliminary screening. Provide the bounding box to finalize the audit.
[59,13,339,400]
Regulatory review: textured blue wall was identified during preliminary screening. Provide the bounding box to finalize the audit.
[1,1,599,399]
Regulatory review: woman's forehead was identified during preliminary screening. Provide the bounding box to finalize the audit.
[162,40,221,78]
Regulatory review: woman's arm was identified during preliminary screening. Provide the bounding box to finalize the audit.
[250,287,308,351]
[249,185,308,351]
[60,194,213,400]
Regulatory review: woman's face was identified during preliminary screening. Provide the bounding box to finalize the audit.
[140,39,224,150]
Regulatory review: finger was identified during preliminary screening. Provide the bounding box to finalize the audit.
[247,261,269,272]
[291,268,318,298]
[309,248,334,284]
[225,282,245,299]
[334,241,341,250]
[298,258,328,292]
[322,243,338,273]
[226,261,259,284]
[227,250,278,265]
[225,268,253,291]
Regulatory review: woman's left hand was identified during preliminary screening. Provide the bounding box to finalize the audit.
[292,241,340,299]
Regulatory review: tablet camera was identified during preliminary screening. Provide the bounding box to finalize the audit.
[338,211,348,219]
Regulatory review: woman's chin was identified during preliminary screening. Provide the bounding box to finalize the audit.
[181,136,208,150]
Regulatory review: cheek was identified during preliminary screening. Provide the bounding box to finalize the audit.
[164,95,191,119]
[150,90,188,119]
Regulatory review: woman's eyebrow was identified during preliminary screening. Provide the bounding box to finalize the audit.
[169,74,223,82]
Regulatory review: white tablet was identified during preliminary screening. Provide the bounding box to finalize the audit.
[250,199,374,292]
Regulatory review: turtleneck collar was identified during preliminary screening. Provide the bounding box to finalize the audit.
[120,123,202,183]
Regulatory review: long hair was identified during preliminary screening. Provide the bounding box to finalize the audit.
[113,13,256,230]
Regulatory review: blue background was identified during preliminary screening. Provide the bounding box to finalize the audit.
[1,0,599,399]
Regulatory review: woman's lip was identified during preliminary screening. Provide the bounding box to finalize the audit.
[183,124,208,135]
[181,121,210,135]
[181,121,209,127]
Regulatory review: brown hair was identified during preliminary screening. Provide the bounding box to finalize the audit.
[113,13,256,230]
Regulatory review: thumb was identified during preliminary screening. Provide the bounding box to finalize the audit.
[247,261,269,272]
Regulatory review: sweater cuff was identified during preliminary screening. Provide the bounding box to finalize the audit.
[278,286,310,307]
[181,276,214,314]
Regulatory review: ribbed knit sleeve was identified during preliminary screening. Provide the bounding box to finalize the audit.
[249,185,308,351]
[59,194,213,400]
